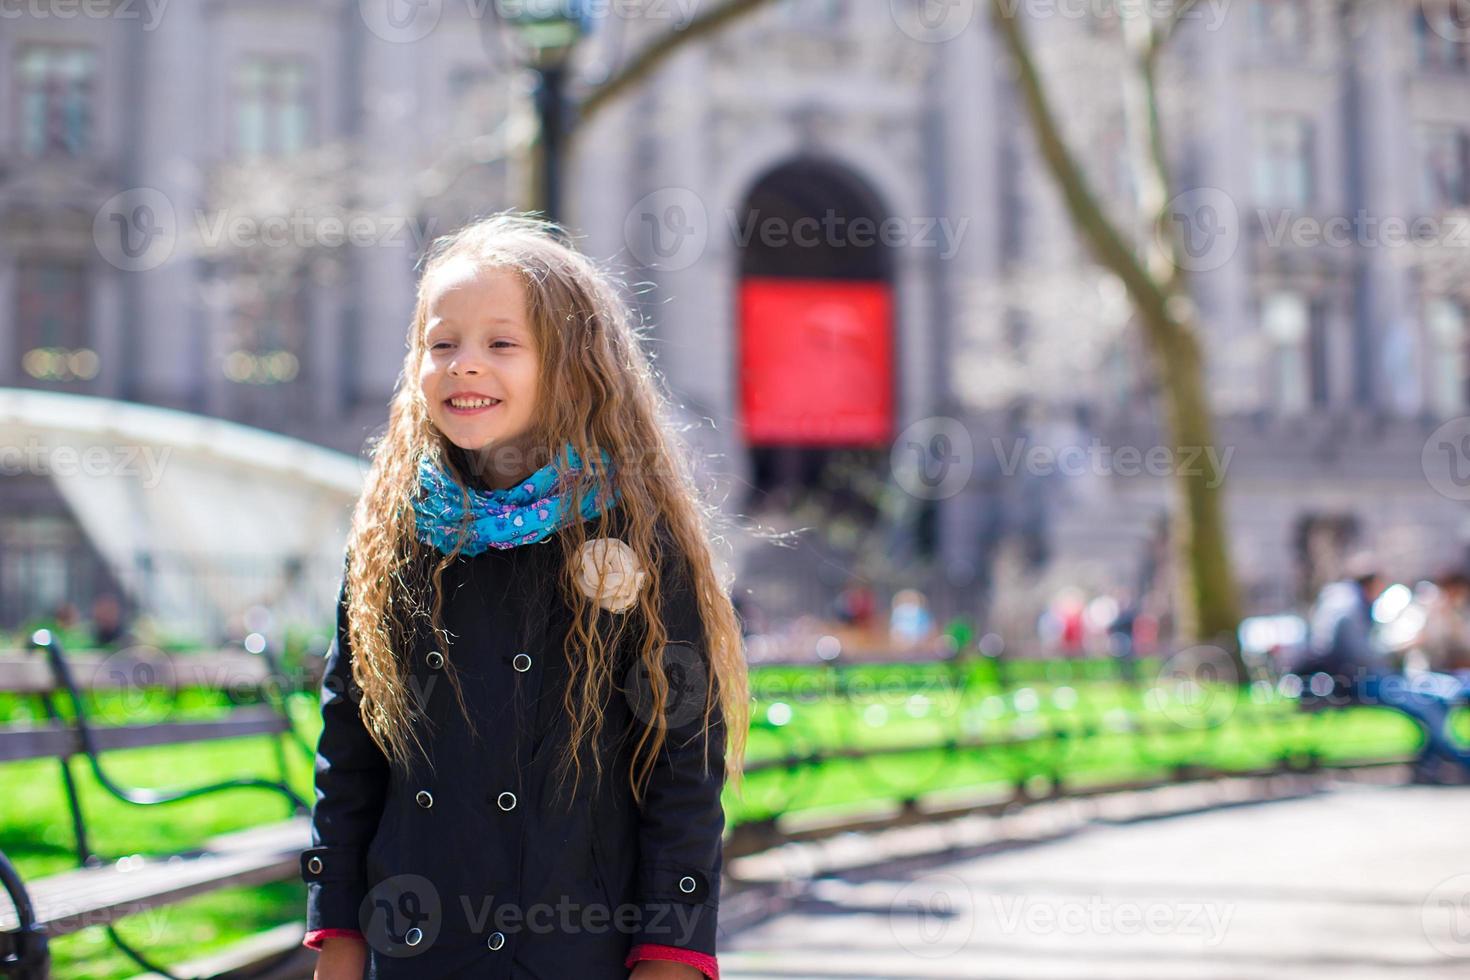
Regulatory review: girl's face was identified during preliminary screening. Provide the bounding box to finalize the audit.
[419,261,542,476]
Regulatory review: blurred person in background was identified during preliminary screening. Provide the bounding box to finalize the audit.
[1106,587,1140,681]
[52,601,80,632]
[1045,587,1086,658]
[889,588,934,651]
[1305,553,1470,785]
[90,592,133,649]
[1413,569,1470,675]
[833,576,876,632]
[1301,552,1389,682]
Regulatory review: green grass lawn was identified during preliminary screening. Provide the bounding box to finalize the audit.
[733,670,1431,820]
[0,662,1455,979]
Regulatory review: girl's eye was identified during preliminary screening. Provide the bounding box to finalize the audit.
[429,339,514,351]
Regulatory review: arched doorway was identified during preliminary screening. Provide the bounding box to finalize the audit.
[736,158,896,522]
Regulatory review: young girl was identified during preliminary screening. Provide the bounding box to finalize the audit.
[300,213,749,979]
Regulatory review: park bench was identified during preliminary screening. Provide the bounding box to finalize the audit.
[0,632,319,980]
[724,649,1427,855]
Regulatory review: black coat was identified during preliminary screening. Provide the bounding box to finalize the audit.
[300,514,727,979]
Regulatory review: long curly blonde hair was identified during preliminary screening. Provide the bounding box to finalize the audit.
[343,211,748,807]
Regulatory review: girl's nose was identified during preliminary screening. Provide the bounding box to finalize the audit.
[449,354,486,376]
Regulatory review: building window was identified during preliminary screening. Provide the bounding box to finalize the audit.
[0,516,81,630]
[225,288,304,386]
[1307,298,1329,408]
[1261,290,1327,414]
[1414,3,1470,72]
[15,44,96,158]
[15,260,97,386]
[234,57,311,159]
[1426,297,1468,415]
[1249,0,1309,56]
[224,281,310,427]
[1252,115,1314,208]
[1416,124,1470,211]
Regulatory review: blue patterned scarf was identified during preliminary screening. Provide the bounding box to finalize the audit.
[413,443,619,555]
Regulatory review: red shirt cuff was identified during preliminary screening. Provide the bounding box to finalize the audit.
[625,942,719,980]
[306,931,717,976]
[303,927,365,951]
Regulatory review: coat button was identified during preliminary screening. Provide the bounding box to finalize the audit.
[496,791,517,811]
[678,875,697,894]
[405,926,423,946]
[426,651,445,670]
[307,856,323,875]
[487,931,506,950]
[416,790,434,808]
[512,653,532,672]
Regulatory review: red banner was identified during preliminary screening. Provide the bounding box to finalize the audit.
[738,277,893,445]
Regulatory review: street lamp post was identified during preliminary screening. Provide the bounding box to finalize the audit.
[483,2,594,225]
[534,62,568,223]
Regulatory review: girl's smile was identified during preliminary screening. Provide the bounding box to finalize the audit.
[443,391,503,415]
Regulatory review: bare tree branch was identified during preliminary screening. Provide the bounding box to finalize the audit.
[987,0,1176,346]
[573,0,783,131]
[1120,10,1183,294]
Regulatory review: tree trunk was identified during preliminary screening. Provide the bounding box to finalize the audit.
[987,0,1244,667]
[1147,309,1244,655]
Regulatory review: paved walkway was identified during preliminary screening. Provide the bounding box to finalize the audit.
[720,781,1470,978]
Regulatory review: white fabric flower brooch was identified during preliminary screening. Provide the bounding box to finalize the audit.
[574,537,648,612]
